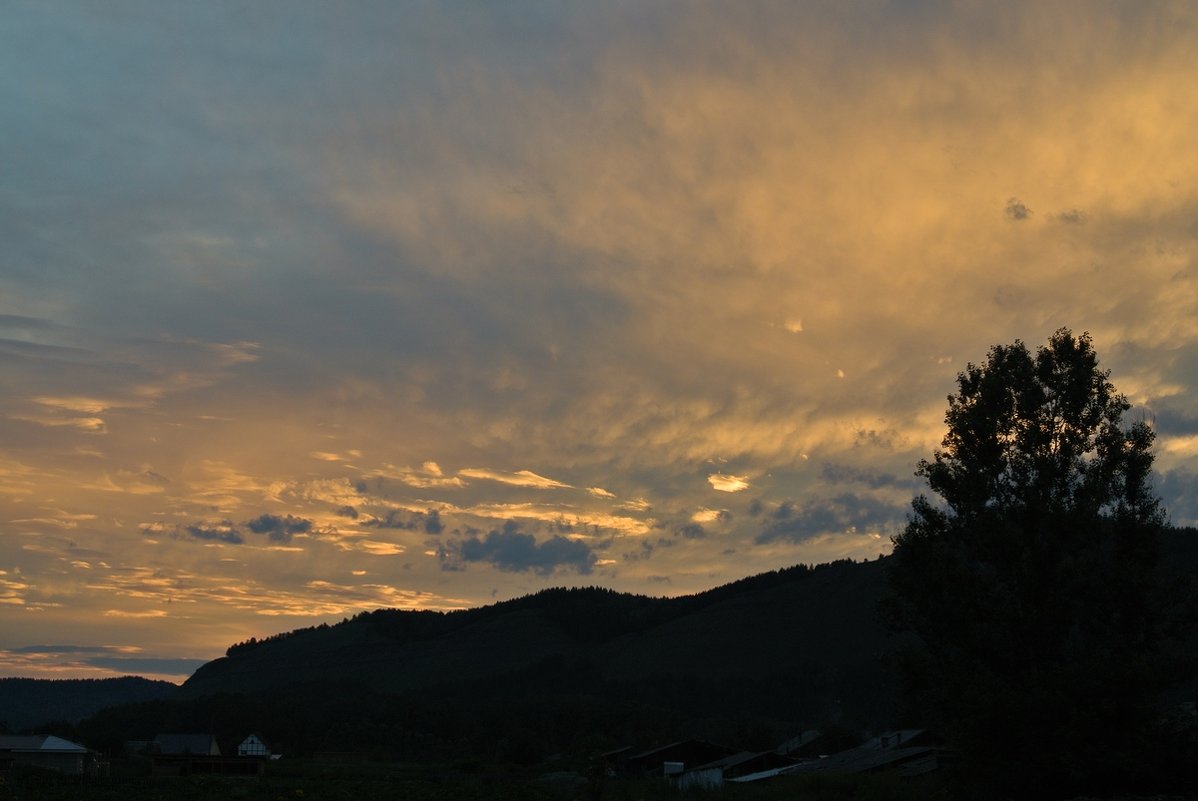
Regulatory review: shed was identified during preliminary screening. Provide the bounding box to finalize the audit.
[680,750,799,790]
[623,740,736,778]
[153,733,221,756]
[0,735,99,775]
[736,729,941,782]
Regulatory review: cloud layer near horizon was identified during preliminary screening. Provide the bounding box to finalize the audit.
[3,1,1198,680]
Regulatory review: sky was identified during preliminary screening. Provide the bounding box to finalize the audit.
[3,0,1198,683]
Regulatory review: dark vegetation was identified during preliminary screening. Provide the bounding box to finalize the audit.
[0,760,948,801]
[70,557,896,762]
[885,329,1198,799]
[0,676,176,732]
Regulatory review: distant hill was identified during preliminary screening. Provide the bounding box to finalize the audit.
[0,676,177,731]
[75,534,1197,760]
[166,557,898,757]
[184,557,893,701]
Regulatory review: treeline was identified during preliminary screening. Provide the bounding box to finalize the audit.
[226,559,857,657]
[226,621,335,657]
[0,677,177,732]
[74,557,893,764]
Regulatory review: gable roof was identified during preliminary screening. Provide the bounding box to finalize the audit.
[0,735,90,753]
[153,733,220,755]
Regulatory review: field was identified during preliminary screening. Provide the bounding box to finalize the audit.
[0,760,949,801]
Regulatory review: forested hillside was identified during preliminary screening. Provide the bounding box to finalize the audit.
[75,558,895,759]
[56,534,1198,767]
[0,676,177,731]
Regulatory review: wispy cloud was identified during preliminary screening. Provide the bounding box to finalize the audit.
[458,468,573,490]
[708,474,750,493]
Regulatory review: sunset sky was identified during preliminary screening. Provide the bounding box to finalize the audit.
[4,1,1198,682]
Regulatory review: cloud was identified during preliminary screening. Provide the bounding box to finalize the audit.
[441,521,597,575]
[372,462,466,489]
[185,522,243,545]
[0,644,202,680]
[32,396,125,414]
[622,540,656,562]
[1005,197,1033,221]
[357,540,404,556]
[86,468,171,495]
[12,644,115,655]
[459,468,572,489]
[423,509,444,534]
[690,507,731,524]
[84,655,206,675]
[755,493,906,545]
[820,462,903,490]
[360,508,443,534]
[102,609,169,619]
[1155,467,1198,527]
[708,473,750,493]
[310,450,361,462]
[245,513,312,543]
[461,502,650,536]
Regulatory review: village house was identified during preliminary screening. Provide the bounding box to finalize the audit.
[237,734,270,757]
[0,735,101,775]
[148,733,267,777]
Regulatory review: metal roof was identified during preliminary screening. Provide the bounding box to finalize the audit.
[0,735,90,753]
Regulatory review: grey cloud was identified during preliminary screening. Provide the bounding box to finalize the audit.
[84,656,205,676]
[362,509,443,534]
[246,514,312,543]
[146,469,170,483]
[993,284,1031,309]
[361,510,416,529]
[0,314,63,333]
[755,493,905,544]
[335,505,359,519]
[675,523,707,539]
[13,644,104,654]
[1150,405,1198,439]
[185,522,242,544]
[0,337,93,363]
[1054,208,1087,224]
[441,521,596,575]
[1155,468,1198,527]
[622,540,656,562]
[821,462,902,489]
[1005,197,1032,221]
[7,644,201,677]
[853,428,905,451]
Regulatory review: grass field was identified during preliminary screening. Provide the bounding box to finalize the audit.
[0,760,951,801]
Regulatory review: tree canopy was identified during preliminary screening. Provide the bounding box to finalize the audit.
[915,328,1159,529]
[886,328,1194,799]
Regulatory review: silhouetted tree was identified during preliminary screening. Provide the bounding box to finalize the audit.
[886,329,1194,799]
